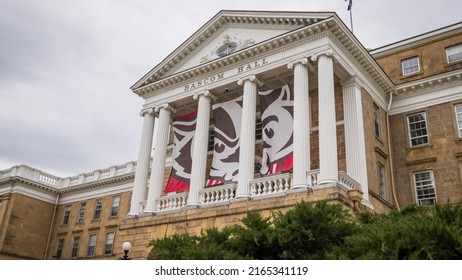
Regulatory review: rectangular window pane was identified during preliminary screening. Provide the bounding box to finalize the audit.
[105,232,115,255]
[87,234,97,257]
[71,237,80,258]
[110,196,120,217]
[55,239,65,260]
[373,105,381,138]
[377,163,386,200]
[62,205,71,225]
[93,199,103,220]
[77,203,86,223]
[407,112,429,147]
[447,44,462,63]
[402,57,420,75]
[414,171,437,206]
[456,104,462,137]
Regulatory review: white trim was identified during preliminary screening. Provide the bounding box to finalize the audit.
[455,103,462,137]
[406,112,429,147]
[413,170,437,206]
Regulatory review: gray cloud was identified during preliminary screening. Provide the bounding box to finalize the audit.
[0,0,460,176]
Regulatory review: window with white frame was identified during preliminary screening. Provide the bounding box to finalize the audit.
[414,170,437,206]
[62,205,71,225]
[377,163,386,200]
[70,236,80,259]
[110,195,120,217]
[105,232,115,255]
[407,112,429,147]
[446,44,462,64]
[77,203,86,223]
[373,104,381,138]
[93,199,103,220]
[87,234,97,257]
[402,56,420,75]
[455,104,462,137]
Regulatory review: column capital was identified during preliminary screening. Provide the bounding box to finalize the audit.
[287,57,309,70]
[340,76,365,88]
[139,108,155,117]
[154,103,176,114]
[237,75,263,87]
[311,48,338,62]
[193,90,217,101]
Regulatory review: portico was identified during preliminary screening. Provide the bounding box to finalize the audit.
[127,10,393,216]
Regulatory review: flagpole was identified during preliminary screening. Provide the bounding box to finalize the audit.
[349,8,354,33]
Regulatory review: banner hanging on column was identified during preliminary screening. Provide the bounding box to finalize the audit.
[258,85,294,175]
[207,97,243,186]
[164,110,197,193]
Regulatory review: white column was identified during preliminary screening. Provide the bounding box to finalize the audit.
[288,58,311,189]
[313,51,338,184]
[236,75,262,198]
[188,91,214,206]
[144,104,175,213]
[343,77,369,202]
[128,109,155,216]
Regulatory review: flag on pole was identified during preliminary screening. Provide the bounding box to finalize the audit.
[345,0,353,11]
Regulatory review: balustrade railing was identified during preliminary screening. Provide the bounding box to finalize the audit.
[250,173,292,197]
[0,162,136,189]
[338,171,361,190]
[199,183,236,205]
[156,192,188,211]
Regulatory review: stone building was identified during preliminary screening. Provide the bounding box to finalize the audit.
[1,10,461,260]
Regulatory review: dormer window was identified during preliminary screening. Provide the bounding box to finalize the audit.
[217,43,238,57]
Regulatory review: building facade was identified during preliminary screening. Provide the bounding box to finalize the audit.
[1,11,461,260]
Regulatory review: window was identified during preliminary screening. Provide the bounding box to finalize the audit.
[77,203,86,223]
[93,199,103,220]
[373,104,381,138]
[110,196,120,217]
[104,232,115,255]
[446,44,462,63]
[455,104,462,137]
[54,239,65,260]
[87,234,97,257]
[402,57,420,75]
[377,163,386,200]
[414,170,437,206]
[217,43,238,57]
[407,112,429,147]
[62,205,71,225]
[70,236,80,259]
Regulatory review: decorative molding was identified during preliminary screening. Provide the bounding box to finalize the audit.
[287,57,309,70]
[311,48,339,62]
[154,103,176,114]
[200,34,256,63]
[374,147,389,160]
[193,90,216,101]
[237,74,263,87]
[405,157,437,166]
[139,108,155,117]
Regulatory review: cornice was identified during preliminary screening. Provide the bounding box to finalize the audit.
[393,70,462,100]
[131,11,334,91]
[133,15,394,101]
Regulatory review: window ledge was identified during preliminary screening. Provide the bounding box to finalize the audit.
[409,143,433,150]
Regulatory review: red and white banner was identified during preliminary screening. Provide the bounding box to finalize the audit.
[207,97,243,186]
[164,110,197,193]
[258,85,294,175]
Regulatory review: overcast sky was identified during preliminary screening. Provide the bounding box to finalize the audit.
[0,0,460,177]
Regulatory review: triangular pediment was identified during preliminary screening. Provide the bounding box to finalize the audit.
[131,10,334,91]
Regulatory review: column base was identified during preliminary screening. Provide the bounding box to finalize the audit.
[231,195,251,203]
[361,198,374,210]
[287,185,312,194]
